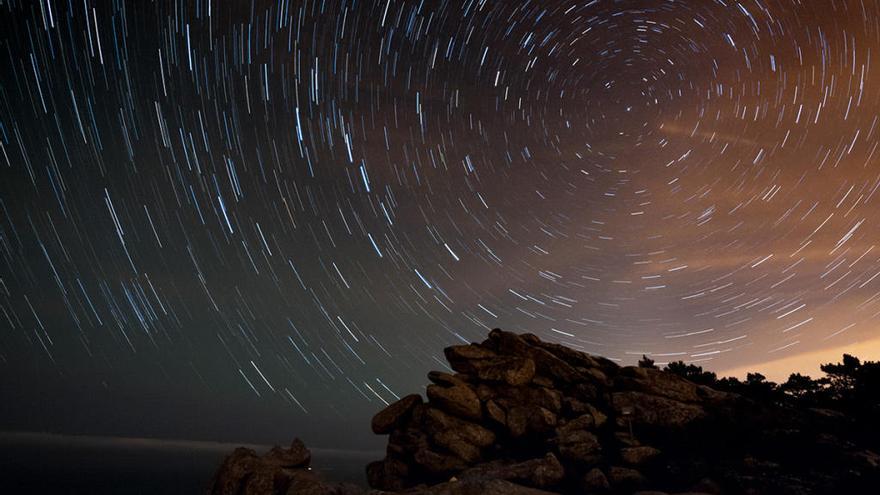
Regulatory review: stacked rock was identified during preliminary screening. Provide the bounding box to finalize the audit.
[366,329,731,494]
[209,329,880,494]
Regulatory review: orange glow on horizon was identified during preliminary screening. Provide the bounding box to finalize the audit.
[716,336,880,382]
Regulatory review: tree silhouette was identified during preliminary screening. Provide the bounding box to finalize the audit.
[638,355,657,369]
[780,373,826,404]
[659,353,880,450]
[820,354,861,401]
[664,354,880,423]
[665,361,718,386]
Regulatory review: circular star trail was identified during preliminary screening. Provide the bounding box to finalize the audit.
[2,0,880,438]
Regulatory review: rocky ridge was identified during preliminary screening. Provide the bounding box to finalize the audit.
[209,329,880,495]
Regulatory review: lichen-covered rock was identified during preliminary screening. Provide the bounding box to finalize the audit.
[615,366,703,403]
[612,391,706,429]
[445,342,537,386]
[486,330,583,383]
[557,412,600,433]
[620,446,662,466]
[531,339,619,376]
[556,428,602,465]
[432,429,483,463]
[607,466,647,491]
[507,404,557,437]
[494,384,563,413]
[474,356,536,386]
[582,467,610,492]
[427,382,482,420]
[422,407,496,448]
[458,453,565,489]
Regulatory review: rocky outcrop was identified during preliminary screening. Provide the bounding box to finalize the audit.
[210,329,880,495]
[208,439,364,495]
[366,329,703,493]
[365,329,880,494]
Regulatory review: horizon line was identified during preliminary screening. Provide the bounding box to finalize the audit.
[0,430,383,456]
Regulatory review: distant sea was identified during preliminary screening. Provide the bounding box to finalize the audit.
[0,431,380,494]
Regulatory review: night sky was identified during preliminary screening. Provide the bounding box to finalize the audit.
[2,0,880,449]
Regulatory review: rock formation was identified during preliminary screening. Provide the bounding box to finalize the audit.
[209,329,880,495]
[208,438,364,495]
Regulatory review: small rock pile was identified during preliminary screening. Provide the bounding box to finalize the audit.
[366,329,736,494]
[209,439,362,495]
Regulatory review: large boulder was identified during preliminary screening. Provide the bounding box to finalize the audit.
[582,467,611,492]
[458,453,565,489]
[474,356,537,386]
[445,343,537,386]
[372,394,423,434]
[558,412,602,433]
[556,429,602,465]
[427,371,473,387]
[427,383,482,421]
[493,384,563,413]
[555,415,603,465]
[414,448,470,476]
[612,391,706,430]
[485,330,583,384]
[432,430,483,463]
[507,404,558,437]
[366,457,410,491]
[387,425,429,457]
[422,407,496,448]
[526,336,620,377]
[614,366,703,403]
[445,344,498,363]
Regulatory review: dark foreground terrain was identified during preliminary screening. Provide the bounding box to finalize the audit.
[0,432,376,494]
[210,329,880,495]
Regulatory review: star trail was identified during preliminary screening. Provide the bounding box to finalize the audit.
[2,0,880,442]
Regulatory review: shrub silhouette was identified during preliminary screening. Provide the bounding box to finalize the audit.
[664,353,880,444]
[665,360,718,386]
[638,354,657,369]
